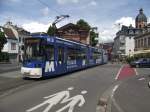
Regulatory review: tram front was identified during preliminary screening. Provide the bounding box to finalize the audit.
[21,37,46,78]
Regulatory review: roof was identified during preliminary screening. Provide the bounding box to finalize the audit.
[136,8,147,22]
[58,23,89,31]
[2,27,17,40]
[58,23,78,31]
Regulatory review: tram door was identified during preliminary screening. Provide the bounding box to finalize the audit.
[57,46,65,74]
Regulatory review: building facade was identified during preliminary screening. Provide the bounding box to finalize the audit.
[3,21,30,62]
[113,25,142,58]
[113,8,148,59]
[57,23,90,45]
[1,27,19,63]
[135,8,147,29]
[134,23,150,55]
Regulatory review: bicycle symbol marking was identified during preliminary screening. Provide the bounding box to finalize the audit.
[26,87,87,112]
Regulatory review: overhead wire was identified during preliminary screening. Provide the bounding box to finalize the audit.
[36,0,61,15]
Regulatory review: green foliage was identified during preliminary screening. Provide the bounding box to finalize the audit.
[0,29,7,53]
[90,31,98,46]
[76,19,91,30]
[0,52,9,62]
[126,56,135,63]
[76,19,98,46]
[47,25,57,36]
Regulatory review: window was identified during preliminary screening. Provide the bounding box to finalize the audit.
[79,49,87,59]
[93,51,102,59]
[58,47,64,62]
[138,39,140,48]
[135,40,138,48]
[129,30,133,34]
[141,39,144,47]
[67,48,85,60]
[144,38,147,47]
[45,45,54,60]
[148,37,150,47]
[11,43,16,50]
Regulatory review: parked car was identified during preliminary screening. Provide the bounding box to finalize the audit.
[130,58,150,68]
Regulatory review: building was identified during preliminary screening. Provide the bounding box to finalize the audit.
[113,25,142,58]
[3,21,30,62]
[98,42,113,60]
[113,8,148,59]
[57,23,90,45]
[1,27,19,63]
[135,8,147,29]
[134,23,150,55]
[134,9,150,56]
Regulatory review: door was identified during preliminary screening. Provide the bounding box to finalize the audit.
[57,46,66,74]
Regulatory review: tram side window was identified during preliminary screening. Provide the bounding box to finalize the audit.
[58,47,64,62]
[67,48,77,60]
[45,45,54,60]
[79,50,87,59]
[93,51,101,59]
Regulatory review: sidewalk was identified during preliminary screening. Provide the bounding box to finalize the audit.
[112,74,150,112]
[0,63,21,74]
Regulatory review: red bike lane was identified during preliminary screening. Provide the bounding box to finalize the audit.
[116,65,136,80]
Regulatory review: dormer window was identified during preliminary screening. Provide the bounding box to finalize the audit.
[129,30,134,34]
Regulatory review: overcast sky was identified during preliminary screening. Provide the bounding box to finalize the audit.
[0,0,150,43]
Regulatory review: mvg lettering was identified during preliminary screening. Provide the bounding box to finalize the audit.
[45,61,55,72]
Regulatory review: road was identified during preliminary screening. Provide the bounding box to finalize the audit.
[0,63,150,112]
[111,67,150,112]
[0,63,121,112]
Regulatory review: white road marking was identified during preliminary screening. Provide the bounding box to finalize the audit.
[111,85,119,97]
[68,87,74,90]
[115,65,124,80]
[134,68,139,75]
[138,77,145,81]
[81,90,87,94]
[26,87,87,112]
[56,94,86,112]
[112,97,125,112]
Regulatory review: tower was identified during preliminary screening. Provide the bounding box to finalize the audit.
[135,8,147,28]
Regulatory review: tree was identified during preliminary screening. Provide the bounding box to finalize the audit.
[76,19,98,46]
[47,25,57,36]
[0,28,7,53]
[90,31,98,46]
[76,19,91,30]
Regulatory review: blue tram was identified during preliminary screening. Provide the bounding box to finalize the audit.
[21,33,107,78]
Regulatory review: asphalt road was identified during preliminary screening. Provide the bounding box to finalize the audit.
[0,63,121,112]
[111,67,150,112]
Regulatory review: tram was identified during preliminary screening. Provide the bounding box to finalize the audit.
[21,33,107,78]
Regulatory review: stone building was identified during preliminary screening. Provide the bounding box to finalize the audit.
[134,23,150,55]
[113,8,149,59]
[135,8,147,29]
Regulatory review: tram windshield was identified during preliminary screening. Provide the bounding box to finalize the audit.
[24,38,45,61]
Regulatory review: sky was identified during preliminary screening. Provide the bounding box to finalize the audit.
[0,0,150,43]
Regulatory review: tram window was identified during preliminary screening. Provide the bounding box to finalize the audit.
[58,47,64,62]
[45,45,54,60]
[93,51,101,59]
[67,48,77,60]
[79,51,86,59]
